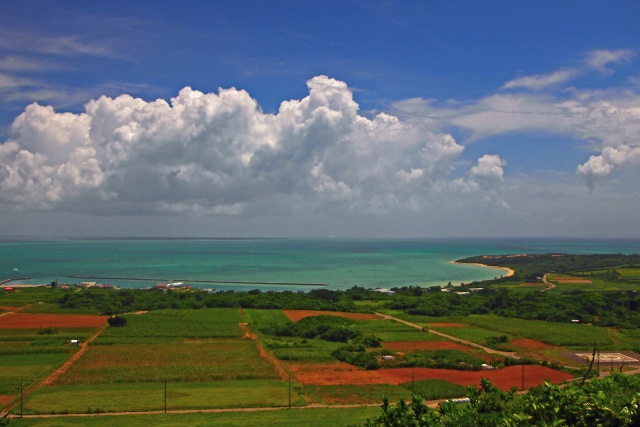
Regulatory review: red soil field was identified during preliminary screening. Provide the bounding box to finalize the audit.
[511,339,554,350]
[382,341,473,352]
[283,310,381,322]
[428,322,467,328]
[292,363,573,391]
[0,313,108,329]
[0,395,14,405]
[377,366,573,390]
[289,362,390,385]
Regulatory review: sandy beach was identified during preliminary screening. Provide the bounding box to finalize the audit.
[451,261,515,279]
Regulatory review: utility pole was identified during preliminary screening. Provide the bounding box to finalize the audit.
[521,363,525,391]
[412,371,415,393]
[288,374,291,409]
[20,381,23,418]
[164,378,167,414]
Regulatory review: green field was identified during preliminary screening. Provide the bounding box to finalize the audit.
[427,324,516,345]
[464,314,615,347]
[0,353,70,397]
[7,406,381,427]
[19,303,101,315]
[243,309,291,325]
[266,337,341,362]
[0,325,95,405]
[20,380,303,415]
[96,308,243,344]
[303,379,465,405]
[57,339,279,384]
[376,330,444,342]
[0,287,54,307]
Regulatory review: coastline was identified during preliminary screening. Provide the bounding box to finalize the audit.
[451,261,515,279]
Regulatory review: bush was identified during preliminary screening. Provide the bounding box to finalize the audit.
[332,344,380,370]
[107,315,127,327]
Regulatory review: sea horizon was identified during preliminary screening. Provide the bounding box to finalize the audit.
[2,237,640,292]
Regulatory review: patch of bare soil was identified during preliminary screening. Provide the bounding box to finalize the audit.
[0,313,108,329]
[283,310,381,322]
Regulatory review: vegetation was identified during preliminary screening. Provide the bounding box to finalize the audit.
[458,253,640,282]
[363,374,640,427]
[21,380,302,414]
[6,253,639,330]
[106,315,127,327]
[391,349,485,371]
[5,406,381,427]
[3,252,640,424]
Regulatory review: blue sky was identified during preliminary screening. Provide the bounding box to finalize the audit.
[1,1,639,238]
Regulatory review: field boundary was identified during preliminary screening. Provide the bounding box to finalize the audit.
[375,313,519,359]
[0,321,108,418]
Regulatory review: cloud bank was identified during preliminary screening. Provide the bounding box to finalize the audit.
[0,76,505,216]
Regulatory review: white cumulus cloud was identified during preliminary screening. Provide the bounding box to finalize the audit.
[0,75,501,216]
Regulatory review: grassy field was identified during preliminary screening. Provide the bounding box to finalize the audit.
[96,309,243,344]
[19,303,101,315]
[547,269,640,292]
[464,314,615,347]
[376,330,444,342]
[265,337,341,362]
[2,300,628,422]
[299,379,466,405]
[427,324,516,344]
[57,340,280,384]
[7,406,381,427]
[380,313,463,326]
[349,318,445,342]
[40,307,281,386]
[243,309,291,325]
[0,324,96,405]
[0,287,53,307]
[20,380,303,415]
[0,353,70,397]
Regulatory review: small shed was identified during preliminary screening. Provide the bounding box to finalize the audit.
[70,339,80,345]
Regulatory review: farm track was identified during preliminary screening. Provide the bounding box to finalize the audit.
[375,312,519,359]
[541,274,556,292]
[0,320,108,418]
[0,303,34,317]
[237,309,290,381]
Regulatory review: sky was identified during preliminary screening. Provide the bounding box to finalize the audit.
[0,1,639,238]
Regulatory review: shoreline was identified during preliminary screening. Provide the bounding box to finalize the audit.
[451,261,515,279]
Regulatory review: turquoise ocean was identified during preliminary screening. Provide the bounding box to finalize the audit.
[2,238,640,292]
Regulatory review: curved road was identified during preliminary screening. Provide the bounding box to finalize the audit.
[541,274,556,292]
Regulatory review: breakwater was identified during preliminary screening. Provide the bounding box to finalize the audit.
[69,275,328,287]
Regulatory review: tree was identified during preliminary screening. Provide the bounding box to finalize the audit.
[107,315,127,327]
